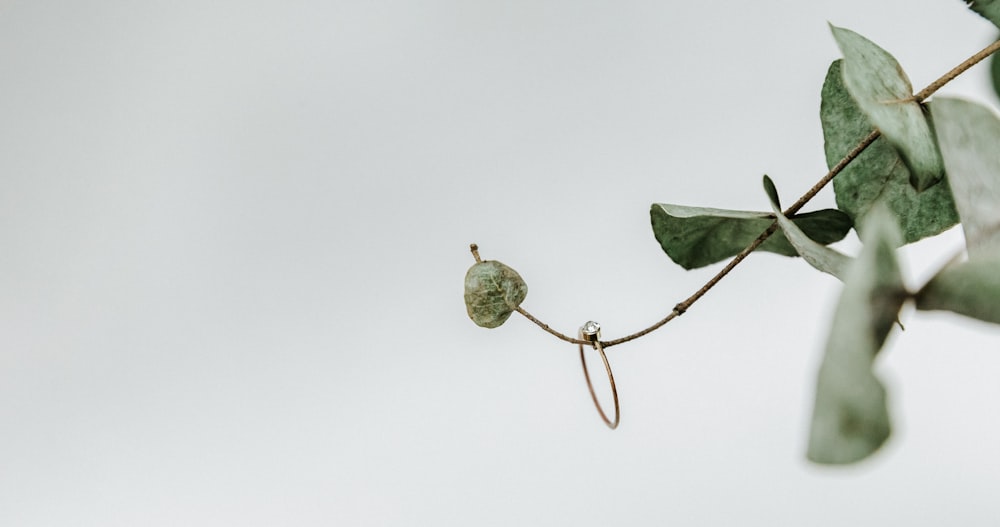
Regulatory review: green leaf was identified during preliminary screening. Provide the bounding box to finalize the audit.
[807,205,904,465]
[464,260,528,328]
[769,204,852,281]
[963,0,1000,29]
[916,254,1000,324]
[991,41,1000,102]
[821,60,959,244]
[762,176,851,280]
[650,203,852,270]
[930,97,1000,259]
[830,25,945,191]
[762,175,781,210]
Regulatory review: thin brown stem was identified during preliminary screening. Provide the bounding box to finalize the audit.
[913,39,1000,102]
[782,129,881,217]
[515,306,589,345]
[485,38,1000,350]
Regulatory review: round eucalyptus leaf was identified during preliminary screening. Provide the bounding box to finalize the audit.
[821,60,958,244]
[650,203,851,270]
[806,205,903,465]
[830,25,945,191]
[464,260,528,328]
[930,97,1000,259]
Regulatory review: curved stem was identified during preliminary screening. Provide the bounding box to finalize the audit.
[514,306,589,345]
[478,38,1000,350]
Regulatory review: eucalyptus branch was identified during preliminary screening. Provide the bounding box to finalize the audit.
[472,38,1000,350]
[603,127,880,348]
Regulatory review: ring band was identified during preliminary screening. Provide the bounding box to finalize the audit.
[578,321,620,429]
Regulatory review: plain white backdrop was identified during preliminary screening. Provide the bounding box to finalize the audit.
[2,1,1000,525]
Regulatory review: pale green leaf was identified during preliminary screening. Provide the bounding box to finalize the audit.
[821,60,959,244]
[963,0,1000,29]
[930,97,1000,259]
[916,253,1000,324]
[807,205,904,465]
[650,203,852,270]
[830,25,945,191]
[464,260,528,328]
[770,203,852,281]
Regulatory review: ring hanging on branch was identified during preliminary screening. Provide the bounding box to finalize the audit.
[578,321,620,430]
[464,244,621,428]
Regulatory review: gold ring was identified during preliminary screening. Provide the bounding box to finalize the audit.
[578,321,620,429]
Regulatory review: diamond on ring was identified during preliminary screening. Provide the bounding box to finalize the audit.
[580,320,601,341]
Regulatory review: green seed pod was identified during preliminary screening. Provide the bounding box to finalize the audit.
[464,260,528,328]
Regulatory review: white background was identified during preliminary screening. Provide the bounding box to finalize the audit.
[2,1,1000,525]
